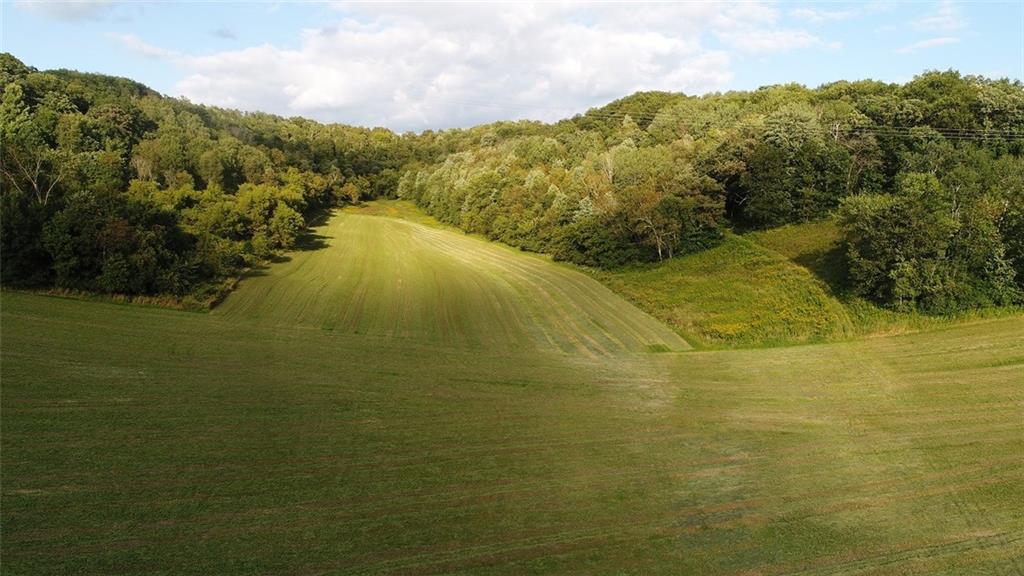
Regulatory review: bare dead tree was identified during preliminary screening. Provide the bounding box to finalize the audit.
[0,149,62,206]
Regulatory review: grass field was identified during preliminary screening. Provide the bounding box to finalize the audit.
[213,207,688,355]
[584,216,1020,349]
[590,234,857,347]
[2,204,1023,575]
[747,221,1021,340]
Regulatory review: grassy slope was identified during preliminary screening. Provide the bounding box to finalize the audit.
[746,220,847,287]
[591,235,856,348]
[347,202,858,348]
[3,204,1023,574]
[214,207,688,355]
[586,217,1019,349]
[3,297,1022,574]
[748,220,1021,338]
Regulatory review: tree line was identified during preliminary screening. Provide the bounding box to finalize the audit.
[2,51,1022,313]
[400,74,1024,313]
[1,54,416,305]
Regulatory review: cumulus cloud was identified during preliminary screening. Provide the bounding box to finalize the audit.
[17,0,116,21]
[113,2,831,130]
[896,36,960,53]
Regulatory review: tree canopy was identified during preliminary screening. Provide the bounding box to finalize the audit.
[1,54,414,305]
[2,53,1022,313]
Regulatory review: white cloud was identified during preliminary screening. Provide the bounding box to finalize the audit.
[896,36,960,53]
[710,3,826,54]
[16,0,115,21]
[790,8,855,23]
[715,28,822,53]
[112,2,831,131]
[111,33,180,60]
[789,1,892,24]
[913,1,966,32]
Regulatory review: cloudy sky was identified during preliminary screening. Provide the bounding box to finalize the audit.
[3,1,1022,131]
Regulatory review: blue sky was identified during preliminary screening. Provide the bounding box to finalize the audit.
[2,1,1022,131]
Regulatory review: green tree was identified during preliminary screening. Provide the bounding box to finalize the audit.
[268,202,304,249]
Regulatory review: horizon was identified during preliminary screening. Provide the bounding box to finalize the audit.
[3,1,1022,131]
[8,49,1020,134]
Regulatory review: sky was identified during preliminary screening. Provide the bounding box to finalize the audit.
[2,1,1022,131]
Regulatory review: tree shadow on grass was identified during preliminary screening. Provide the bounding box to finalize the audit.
[293,230,329,252]
[793,244,850,296]
[255,231,328,267]
[229,215,333,288]
[292,208,333,253]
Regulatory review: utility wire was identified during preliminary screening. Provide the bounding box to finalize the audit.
[431,96,1024,140]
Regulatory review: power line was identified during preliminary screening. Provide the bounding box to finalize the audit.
[432,97,1024,141]
[433,87,1024,138]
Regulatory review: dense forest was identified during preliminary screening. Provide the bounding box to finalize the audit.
[400,78,1024,313]
[2,52,1022,312]
[0,53,420,305]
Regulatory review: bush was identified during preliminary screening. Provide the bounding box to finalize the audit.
[838,173,1019,312]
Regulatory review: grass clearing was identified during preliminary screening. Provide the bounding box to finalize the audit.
[214,206,688,355]
[746,219,848,290]
[748,220,1022,340]
[2,203,1022,574]
[582,217,1020,349]
[590,234,856,348]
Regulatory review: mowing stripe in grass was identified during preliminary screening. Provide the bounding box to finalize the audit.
[213,211,690,355]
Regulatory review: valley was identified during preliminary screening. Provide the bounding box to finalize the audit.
[3,206,1022,575]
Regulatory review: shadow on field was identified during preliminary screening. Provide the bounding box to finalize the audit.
[293,231,329,252]
[793,244,849,295]
[235,231,330,279]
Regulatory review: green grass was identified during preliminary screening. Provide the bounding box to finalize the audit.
[583,218,1019,349]
[344,199,451,227]
[748,220,1021,339]
[353,203,862,349]
[746,219,848,291]
[3,205,1023,575]
[591,234,856,348]
[214,207,688,355]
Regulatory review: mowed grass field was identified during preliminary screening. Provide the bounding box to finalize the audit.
[214,208,689,356]
[2,204,1023,575]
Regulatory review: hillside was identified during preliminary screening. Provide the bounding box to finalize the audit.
[583,217,1021,348]
[4,53,1022,321]
[747,220,1022,338]
[307,202,855,348]
[3,207,1022,574]
[5,5,1024,574]
[590,234,856,347]
[400,71,1024,320]
[213,204,688,355]
[223,201,1013,350]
